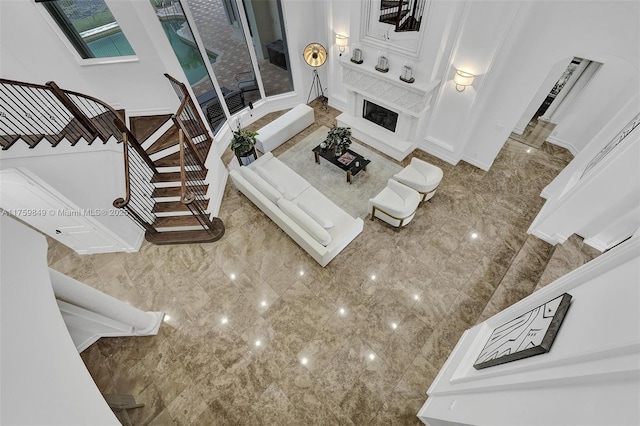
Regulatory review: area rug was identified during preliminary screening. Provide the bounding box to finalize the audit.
[277,126,402,219]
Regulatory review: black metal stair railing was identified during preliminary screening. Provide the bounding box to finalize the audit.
[0,78,125,150]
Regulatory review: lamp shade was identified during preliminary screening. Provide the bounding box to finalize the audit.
[453,69,475,91]
[303,43,327,67]
[336,34,348,47]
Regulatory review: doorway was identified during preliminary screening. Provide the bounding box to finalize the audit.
[511,57,600,150]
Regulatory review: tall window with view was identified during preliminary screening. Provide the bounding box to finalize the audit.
[39,0,135,59]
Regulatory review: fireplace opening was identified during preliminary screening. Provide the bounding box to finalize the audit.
[363,100,398,132]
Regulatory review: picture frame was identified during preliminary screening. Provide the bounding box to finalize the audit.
[474,293,572,370]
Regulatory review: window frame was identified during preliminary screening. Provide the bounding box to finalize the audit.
[36,0,139,66]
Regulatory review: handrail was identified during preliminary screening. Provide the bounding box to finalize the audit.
[112,119,158,173]
[173,102,207,168]
[112,132,156,235]
[0,77,130,149]
[113,131,131,209]
[46,81,100,140]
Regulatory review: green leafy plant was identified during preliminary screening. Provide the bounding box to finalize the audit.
[230,126,258,157]
[325,126,352,153]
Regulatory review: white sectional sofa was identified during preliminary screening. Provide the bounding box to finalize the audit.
[255,104,314,153]
[229,152,364,267]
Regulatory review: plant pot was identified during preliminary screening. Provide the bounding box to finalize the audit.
[236,146,257,166]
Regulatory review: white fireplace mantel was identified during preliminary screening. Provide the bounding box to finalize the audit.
[338,58,441,117]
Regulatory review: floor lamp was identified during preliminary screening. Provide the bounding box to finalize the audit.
[303,43,327,104]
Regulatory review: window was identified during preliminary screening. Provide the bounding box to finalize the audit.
[39,0,135,59]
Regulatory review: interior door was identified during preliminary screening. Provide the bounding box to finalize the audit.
[0,168,128,254]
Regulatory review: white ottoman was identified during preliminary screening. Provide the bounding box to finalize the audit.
[393,157,443,202]
[255,103,314,153]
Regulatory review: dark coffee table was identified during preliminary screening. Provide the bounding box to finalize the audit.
[312,145,371,184]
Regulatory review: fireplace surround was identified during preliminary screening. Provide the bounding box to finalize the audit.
[336,58,441,161]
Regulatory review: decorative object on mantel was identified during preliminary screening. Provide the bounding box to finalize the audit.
[230,121,258,166]
[324,126,352,157]
[453,68,475,92]
[375,54,389,73]
[351,48,363,64]
[400,62,415,84]
[303,42,328,103]
[473,293,572,370]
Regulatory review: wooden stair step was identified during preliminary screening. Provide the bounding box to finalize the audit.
[0,135,21,150]
[153,142,211,168]
[130,114,172,143]
[152,201,191,213]
[145,219,224,245]
[153,215,203,228]
[151,184,208,198]
[146,125,180,155]
[151,172,182,183]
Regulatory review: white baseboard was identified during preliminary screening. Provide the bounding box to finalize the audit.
[546,135,579,156]
[418,137,459,166]
[461,154,492,171]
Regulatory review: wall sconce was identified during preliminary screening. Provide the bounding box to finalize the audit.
[453,69,475,91]
[336,34,348,56]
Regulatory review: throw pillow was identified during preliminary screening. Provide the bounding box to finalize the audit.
[255,166,285,194]
[239,167,282,204]
[297,200,334,229]
[277,199,332,246]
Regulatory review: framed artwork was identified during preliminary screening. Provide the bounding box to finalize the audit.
[474,293,572,370]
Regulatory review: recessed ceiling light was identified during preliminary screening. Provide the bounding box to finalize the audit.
[221,317,229,324]
[339,308,346,315]
[471,232,478,239]
[301,357,308,365]
[391,322,398,330]
[230,273,236,280]
[261,300,267,307]
[368,353,376,360]
[255,340,261,347]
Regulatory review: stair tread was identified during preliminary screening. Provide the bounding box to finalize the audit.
[153,141,211,168]
[153,201,191,213]
[151,172,182,183]
[145,220,224,244]
[130,114,173,143]
[146,125,180,155]
[152,184,209,198]
[153,215,203,228]
[0,135,21,150]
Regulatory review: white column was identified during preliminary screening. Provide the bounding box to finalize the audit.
[49,268,162,335]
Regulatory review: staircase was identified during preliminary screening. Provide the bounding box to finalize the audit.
[378,0,426,32]
[476,234,602,324]
[0,75,224,245]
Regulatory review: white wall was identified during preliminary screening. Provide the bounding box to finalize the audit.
[528,111,640,249]
[419,235,640,426]
[0,144,143,249]
[0,216,119,425]
[0,0,181,115]
[325,1,639,169]
[455,0,640,169]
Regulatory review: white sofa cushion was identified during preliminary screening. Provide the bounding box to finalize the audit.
[239,167,282,204]
[297,199,333,229]
[256,158,310,201]
[277,198,332,246]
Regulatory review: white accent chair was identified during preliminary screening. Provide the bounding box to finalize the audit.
[368,179,421,228]
[393,158,443,202]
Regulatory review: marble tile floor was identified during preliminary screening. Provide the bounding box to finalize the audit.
[49,100,576,425]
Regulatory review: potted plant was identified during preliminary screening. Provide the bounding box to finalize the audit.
[325,126,352,157]
[231,125,258,166]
